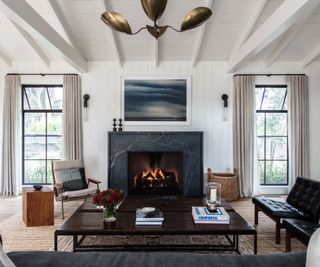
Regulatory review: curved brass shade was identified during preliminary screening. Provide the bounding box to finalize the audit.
[181,7,212,32]
[140,0,167,21]
[101,11,132,34]
[146,25,168,39]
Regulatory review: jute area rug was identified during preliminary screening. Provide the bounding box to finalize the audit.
[0,197,306,254]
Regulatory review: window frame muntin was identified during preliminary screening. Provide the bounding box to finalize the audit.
[256,85,289,186]
[22,84,63,185]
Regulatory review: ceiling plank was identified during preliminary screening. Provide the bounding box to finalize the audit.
[101,0,123,67]
[155,40,159,67]
[227,0,319,73]
[265,7,313,68]
[302,43,320,67]
[229,0,267,60]
[0,0,87,72]
[0,48,12,68]
[48,0,82,56]
[11,20,50,67]
[191,0,213,67]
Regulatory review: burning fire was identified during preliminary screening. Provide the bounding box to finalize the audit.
[134,168,174,189]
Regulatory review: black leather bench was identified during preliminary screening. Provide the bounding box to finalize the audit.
[283,219,319,252]
[252,177,320,244]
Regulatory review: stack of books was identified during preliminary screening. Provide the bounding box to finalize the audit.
[135,208,164,226]
[192,206,230,224]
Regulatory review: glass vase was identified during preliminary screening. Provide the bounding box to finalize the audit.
[206,182,221,211]
[103,205,116,222]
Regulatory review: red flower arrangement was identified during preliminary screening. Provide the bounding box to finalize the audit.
[92,189,124,208]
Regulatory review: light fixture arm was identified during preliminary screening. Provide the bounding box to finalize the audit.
[131,27,147,35]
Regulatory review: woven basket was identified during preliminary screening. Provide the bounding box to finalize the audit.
[207,168,239,202]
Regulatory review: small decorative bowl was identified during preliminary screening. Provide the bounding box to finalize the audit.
[142,207,155,213]
[33,185,43,191]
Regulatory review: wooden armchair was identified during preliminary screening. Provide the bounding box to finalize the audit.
[52,160,101,219]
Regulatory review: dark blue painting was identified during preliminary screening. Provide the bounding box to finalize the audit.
[124,79,188,122]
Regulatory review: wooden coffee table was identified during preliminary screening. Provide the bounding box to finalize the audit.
[55,197,257,254]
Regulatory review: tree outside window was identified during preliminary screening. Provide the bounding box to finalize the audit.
[22,85,63,185]
[256,85,288,185]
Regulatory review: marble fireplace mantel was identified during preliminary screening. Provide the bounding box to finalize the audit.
[108,131,203,197]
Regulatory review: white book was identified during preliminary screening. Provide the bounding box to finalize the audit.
[135,221,163,226]
[136,208,164,222]
[192,207,230,222]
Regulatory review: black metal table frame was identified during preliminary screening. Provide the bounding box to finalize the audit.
[54,232,257,254]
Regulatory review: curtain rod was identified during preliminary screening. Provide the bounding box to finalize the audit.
[6,73,78,76]
[233,74,306,77]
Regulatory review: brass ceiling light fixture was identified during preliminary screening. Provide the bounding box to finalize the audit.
[101,0,213,39]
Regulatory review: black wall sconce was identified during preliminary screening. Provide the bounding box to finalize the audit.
[221,94,228,121]
[83,94,90,121]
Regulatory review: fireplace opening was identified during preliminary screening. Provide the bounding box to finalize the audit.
[128,151,183,195]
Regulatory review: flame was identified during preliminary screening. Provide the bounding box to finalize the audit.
[134,167,173,190]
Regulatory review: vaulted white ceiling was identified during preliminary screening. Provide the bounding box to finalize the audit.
[0,0,320,72]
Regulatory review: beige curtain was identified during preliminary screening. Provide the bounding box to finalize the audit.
[0,75,20,196]
[233,76,256,197]
[63,75,83,160]
[287,75,310,184]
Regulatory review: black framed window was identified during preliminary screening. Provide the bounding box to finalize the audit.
[256,85,288,186]
[22,85,63,185]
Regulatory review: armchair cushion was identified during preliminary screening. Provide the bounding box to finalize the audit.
[62,187,96,198]
[58,167,87,191]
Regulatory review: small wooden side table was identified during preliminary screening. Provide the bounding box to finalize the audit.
[22,187,54,226]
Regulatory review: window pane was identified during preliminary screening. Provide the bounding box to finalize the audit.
[259,161,265,184]
[255,87,264,110]
[265,161,287,184]
[256,113,264,136]
[266,113,287,136]
[24,113,46,135]
[47,137,62,159]
[265,137,287,160]
[47,161,53,184]
[258,137,264,160]
[24,160,47,184]
[47,87,63,110]
[25,87,50,109]
[261,88,287,110]
[25,137,46,159]
[47,113,62,135]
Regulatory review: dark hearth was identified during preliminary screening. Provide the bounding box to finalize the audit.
[128,151,182,195]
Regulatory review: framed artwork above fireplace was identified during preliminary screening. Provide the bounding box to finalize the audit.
[121,76,191,125]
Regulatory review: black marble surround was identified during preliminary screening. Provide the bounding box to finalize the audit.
[108,131,203,197]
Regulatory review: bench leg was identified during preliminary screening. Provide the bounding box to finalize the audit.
[276,219,281,244]
[254,206,259,225]
[286,230,292,252]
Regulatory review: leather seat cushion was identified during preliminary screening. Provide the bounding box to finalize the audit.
[252,197,308,219]
[283,219,320,245]
[287,177,320,223]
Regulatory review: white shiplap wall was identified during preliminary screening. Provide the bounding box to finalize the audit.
[0,60,319,191]
[81,62,234,189]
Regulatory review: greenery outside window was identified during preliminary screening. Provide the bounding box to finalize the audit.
[256,85,288,186]
[22,85,63,185]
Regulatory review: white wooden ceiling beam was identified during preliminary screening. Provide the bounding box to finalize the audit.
[48,0,80,53]
[101,0,122,67]
[155,39,159,67]
[302,43,320,67]
[192,0,213,67]
[0,48,12,68]
[0,0,87,73]
[265,17,309,67]
[11,20,50,67]
[227,0,319,73]
[229,0,267,59]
